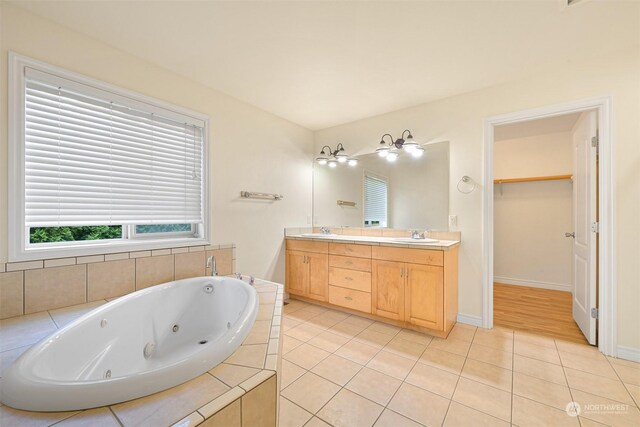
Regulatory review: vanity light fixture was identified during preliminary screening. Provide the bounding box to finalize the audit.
[375,130,425,161]
[316,143,358,167]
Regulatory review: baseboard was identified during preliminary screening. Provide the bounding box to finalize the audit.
[457,313,483,327]
[616,346,640,363]
[494,276,571,292]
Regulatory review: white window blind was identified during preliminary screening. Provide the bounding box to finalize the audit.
[24,67,204,227]
[364,173,388,227]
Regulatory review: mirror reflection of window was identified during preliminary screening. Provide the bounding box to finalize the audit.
[364,173,388,228]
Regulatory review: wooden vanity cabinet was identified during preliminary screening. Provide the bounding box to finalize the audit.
[371,260,405,321]
[285,240,329,302]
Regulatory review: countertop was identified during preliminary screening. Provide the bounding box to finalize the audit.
[286,233,460,251]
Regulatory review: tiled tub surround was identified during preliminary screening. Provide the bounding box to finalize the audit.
[279,299,640,427]
[0,244,235,320]
[0,278,283,427]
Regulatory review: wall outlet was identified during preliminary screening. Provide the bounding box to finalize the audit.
[448,215,458,229]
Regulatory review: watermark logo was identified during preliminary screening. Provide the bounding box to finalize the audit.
[566,401,581,417]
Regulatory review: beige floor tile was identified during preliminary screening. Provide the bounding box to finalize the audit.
[335,340,380,365]
[284,343,330,370]
[461,358,512,391]
[308,331,350,353]
[225,344,267,369]
[472,330,513,352]
[514,354,567,385]
[366,321,402,336]
[285,323,325,342]
[345,367,402,406]
[396,329,433,345]
[0,405,78,427]
[419,347,466,374]
[447,323,477,342]
[286,309,320,323]
[383,337,427,361]
[354,328,394,349]
[282,317,302,332]
[373,409,423,427]
[317,388,384,427]
[443,401,510,427]
[322,309,350,322]
[512,395,579,427]
[54,407,119,427]
[388,382,450,427]
[342,315,375,329]
[304,416,331,427]
[281,360,307,390]
[300,305,329,316]
[565,367,635,405]
[611,363,640,386]
[282,335,305,354]
[311,354,362,386]
[0,311,58,353]
[305,315,341,330]
[555,340,601,359]
[514,330,557,348]
[279,397,313,427]
[468,343,513,370]
[48,300,108,328]
[281,372,340,414]
[328,321,367,338]
[209,363,260,387]
[608,356,640,369]
[452,377,512,422]
[559,351,618,379]
[405,362,459,398]
[576,417,610,427]
[625,382,640,407]
[513,372,573,410]
[571,389,640,427]
[514,339,561,365]
[367,350,416,380]
[429,337,472,357]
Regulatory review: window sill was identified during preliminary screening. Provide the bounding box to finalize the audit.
[11,237,211,263]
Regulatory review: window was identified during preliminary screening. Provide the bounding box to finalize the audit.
[364,172,388,227]
[9,54,209,261]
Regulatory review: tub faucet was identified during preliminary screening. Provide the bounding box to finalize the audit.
[206,256,217,276]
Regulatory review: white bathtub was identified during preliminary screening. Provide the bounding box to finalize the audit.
[0,276,258,412]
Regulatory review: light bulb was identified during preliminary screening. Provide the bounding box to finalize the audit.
[328,160,338,168]
[387,151,399,162]
[376,147,389,157]
[348,158,358,166]
[337,155,347,163]
[411,147,424,158]
[316,156,328,165]
[403,136,418,153]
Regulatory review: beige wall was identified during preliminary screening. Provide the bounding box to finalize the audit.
[0,4,314,283]
[494,132,573,291]
[314,48,640,349]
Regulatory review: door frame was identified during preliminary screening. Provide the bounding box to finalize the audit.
[482,97,616,356]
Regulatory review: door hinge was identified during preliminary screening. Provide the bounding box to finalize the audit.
[591,136,599,156]
[591,222,599,233]
[591,307,599,319]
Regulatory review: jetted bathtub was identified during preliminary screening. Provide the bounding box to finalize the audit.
[0,276,259,412]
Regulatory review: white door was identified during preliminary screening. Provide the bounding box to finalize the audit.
[571,111,598,345]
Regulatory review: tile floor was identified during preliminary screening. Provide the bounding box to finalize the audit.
[279,299,640,427]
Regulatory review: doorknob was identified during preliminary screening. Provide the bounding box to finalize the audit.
[565,232,575,238]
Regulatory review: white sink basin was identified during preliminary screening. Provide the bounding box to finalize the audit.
[389,237,440,244]
[300,233,338,238]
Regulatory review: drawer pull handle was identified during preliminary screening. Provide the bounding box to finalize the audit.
[346,261,352,265]
[345,296,353,301]
[345,277,353,281]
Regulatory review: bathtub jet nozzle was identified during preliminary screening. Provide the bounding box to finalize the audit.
[143,342,156,359]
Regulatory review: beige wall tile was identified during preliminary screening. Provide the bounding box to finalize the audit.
[87,259,135,301]
[209,363,260,388]
[0,271,24,319]
[198,387,244,419]
[189,246,205,252]
[0,263,5,273]
[201,399,241,427]
[104,252,129,261]
[24,265,86,314]
[151,249,172,256]
[130,250,151,259]
[361,228,383,237]
[135,254,175,290]
[241,375,277,427]
[76,255,105,264]
[7,260,43,272]
[44,258,76,268]
[175,251,206,280]
[205,249,233,276]
[171,247,189,254]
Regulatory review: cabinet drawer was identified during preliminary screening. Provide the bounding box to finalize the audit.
[329,255,371,272]
[329,267,371,292]
[329,243,371,258]
[329,286,371,313]
[371,246,443,266]
[286,239,329,254]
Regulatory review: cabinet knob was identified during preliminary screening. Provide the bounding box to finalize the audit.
[345,296,353,301]
[345,277,353,281]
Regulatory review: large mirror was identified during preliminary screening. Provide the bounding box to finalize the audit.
[313,141,449,230]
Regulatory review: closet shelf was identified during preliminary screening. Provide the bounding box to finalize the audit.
[494,174,573,184]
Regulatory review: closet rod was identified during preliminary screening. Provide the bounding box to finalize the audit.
[493,174,572,184]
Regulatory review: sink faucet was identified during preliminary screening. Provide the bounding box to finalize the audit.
[320,226,331,235]
[411,230,425,240]
[206,256,217,276]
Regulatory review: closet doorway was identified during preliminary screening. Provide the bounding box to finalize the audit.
[482,98,614,354]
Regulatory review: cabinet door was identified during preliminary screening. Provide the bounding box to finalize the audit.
[286,250,307,296]
[307,252,329,302]
[371,260,405,320]
[405,263,444,330]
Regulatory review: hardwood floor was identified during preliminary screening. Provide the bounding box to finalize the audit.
[493,283,589,344]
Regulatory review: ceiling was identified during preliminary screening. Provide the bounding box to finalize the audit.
[494,112,582,141]
[9,0,639,130]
